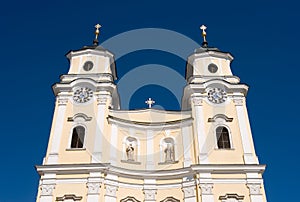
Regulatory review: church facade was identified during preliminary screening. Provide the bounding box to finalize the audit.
[35,25,268,202]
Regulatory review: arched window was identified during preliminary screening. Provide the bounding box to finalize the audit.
[216,126,231,149]
[71,126,85,148]
[162,138,175,162]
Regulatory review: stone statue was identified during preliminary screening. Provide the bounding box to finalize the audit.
[164,143,174,162]
[126,144,135,161]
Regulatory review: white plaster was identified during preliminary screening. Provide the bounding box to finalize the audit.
[109,124,118,165]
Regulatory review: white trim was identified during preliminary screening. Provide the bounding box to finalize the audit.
[109,124,118,165]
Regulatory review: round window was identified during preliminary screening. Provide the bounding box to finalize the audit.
[208,63,218,73]
[83,61,94,71]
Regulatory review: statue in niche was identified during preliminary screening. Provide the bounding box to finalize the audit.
[164,143,174,162]
[126,144,135,161]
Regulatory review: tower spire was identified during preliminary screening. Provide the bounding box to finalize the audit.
[200,25,208,47]
[93,23,102,46]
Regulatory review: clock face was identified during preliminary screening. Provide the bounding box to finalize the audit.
[83,61,94,71]
[207,88,227,104]
[73,87,93,103]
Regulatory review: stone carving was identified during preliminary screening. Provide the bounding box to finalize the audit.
[105,184,118,197]
[192,97,203,106]
[233,97,244,106]
[57,97,68,106]
[40,184,55,196]
[87,182,101,194]
[126,144,135,161]
[97,96,107,105]
[164,143,175,162]
[247,183,261,195]
[199,183,213,195]
[182,186,196,198]
[143,189,157,201]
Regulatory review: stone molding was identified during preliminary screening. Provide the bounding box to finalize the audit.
[191,97,204,106]
[40,184,55,196]
[247,183,261,195]
[143,189,157,201]
[233,97,244,106]
[57,97,68,106]
[199,183,213,195]
[105,183,118,198]
[182,185,196,198]
[87,182,101,194]
[219,193,244,202]
[56,194,82,201]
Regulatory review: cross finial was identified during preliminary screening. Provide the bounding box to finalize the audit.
[93,23,102,45]
[200,25,208,47]
[145,98,155,108]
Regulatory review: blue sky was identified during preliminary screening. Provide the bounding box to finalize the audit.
[0,0,299,201]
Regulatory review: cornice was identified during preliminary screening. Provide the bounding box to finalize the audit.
[107,115,193,130]
[36,164,266,180]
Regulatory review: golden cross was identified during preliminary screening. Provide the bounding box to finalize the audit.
[145,98,155,108]
[200,25,207,42]
[94,24,102,40]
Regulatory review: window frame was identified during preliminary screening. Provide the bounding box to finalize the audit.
[68,124,87,150]
[214,125,233,150]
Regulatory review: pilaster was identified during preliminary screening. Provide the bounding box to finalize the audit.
[104,174,118,202]
[143,179,157,202]
[191,97,208,163]
[47,96,68,164]
[39,174,56,202]
[247,183,264,202]
[182,180,196,202]
[233,96,258,164]
[86,172,103,202]
[92,93,111,163]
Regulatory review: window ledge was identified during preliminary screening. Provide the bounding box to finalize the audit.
[121,160,141,165]
[158,160,179,165]
[214,148,235,151]
[66,148,86,151]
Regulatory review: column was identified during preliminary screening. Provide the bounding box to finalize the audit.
[47,96,68,164]
[191,97,208,163]
[86,172,103,202]
[39,174,56,202]
[92,94,110,163]
[104,174,118,202]
[247,183,264,202]
[182,180,196,202]
[143,179,157,202]
[233,96,258,164]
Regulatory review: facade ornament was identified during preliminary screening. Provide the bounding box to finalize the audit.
[57,97,68,106]
[191,97,204,106]
[182,186,196,198]
[199,183,213,195]
[97,96,108,105]
[93,24,102,45]
[164,143,175,162]
[233,97,244,106]
[247,183,261,195]
[87,182,101,194]
[219,193,244,202]
[40,184,55,196]
[143,189,157,201]
[56,194,82,201]
[105,184,118,197]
